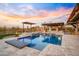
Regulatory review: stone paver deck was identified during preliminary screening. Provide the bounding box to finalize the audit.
[0,37,40,56]
[39,35,79,56]
[0,35,79,56]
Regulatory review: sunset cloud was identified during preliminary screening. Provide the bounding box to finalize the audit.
[0,3,75,27]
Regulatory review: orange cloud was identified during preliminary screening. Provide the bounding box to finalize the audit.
[0,7,73,22]
[49,7,73,17]
[0,11,26,21]
[38,10,49,17]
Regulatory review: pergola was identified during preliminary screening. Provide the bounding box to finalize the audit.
[22,22,35,32]
[42,22,64,31]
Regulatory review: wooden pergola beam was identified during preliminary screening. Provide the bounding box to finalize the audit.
[22,22,35,25]
[42,23,64,26]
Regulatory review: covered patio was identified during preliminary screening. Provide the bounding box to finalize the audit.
[67,3,79,34]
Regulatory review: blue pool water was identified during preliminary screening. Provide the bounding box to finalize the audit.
[19,34,62,51]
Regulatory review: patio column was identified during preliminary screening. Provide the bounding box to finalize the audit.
[48,26,52,32]
[61,25,64,31]
[75,24,78,34]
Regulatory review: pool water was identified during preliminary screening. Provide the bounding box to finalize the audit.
[43,35,62,45]
[19,34,62,51]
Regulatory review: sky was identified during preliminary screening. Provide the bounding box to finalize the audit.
[0,3,76,27]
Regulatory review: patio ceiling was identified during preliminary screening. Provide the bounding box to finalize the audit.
[67,3,79,23]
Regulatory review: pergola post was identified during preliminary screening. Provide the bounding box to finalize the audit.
[23,23,24,33]
[30,24,32,32]
[56,27,58,31]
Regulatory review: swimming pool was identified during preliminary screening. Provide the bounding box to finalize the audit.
[18,33,62,51]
